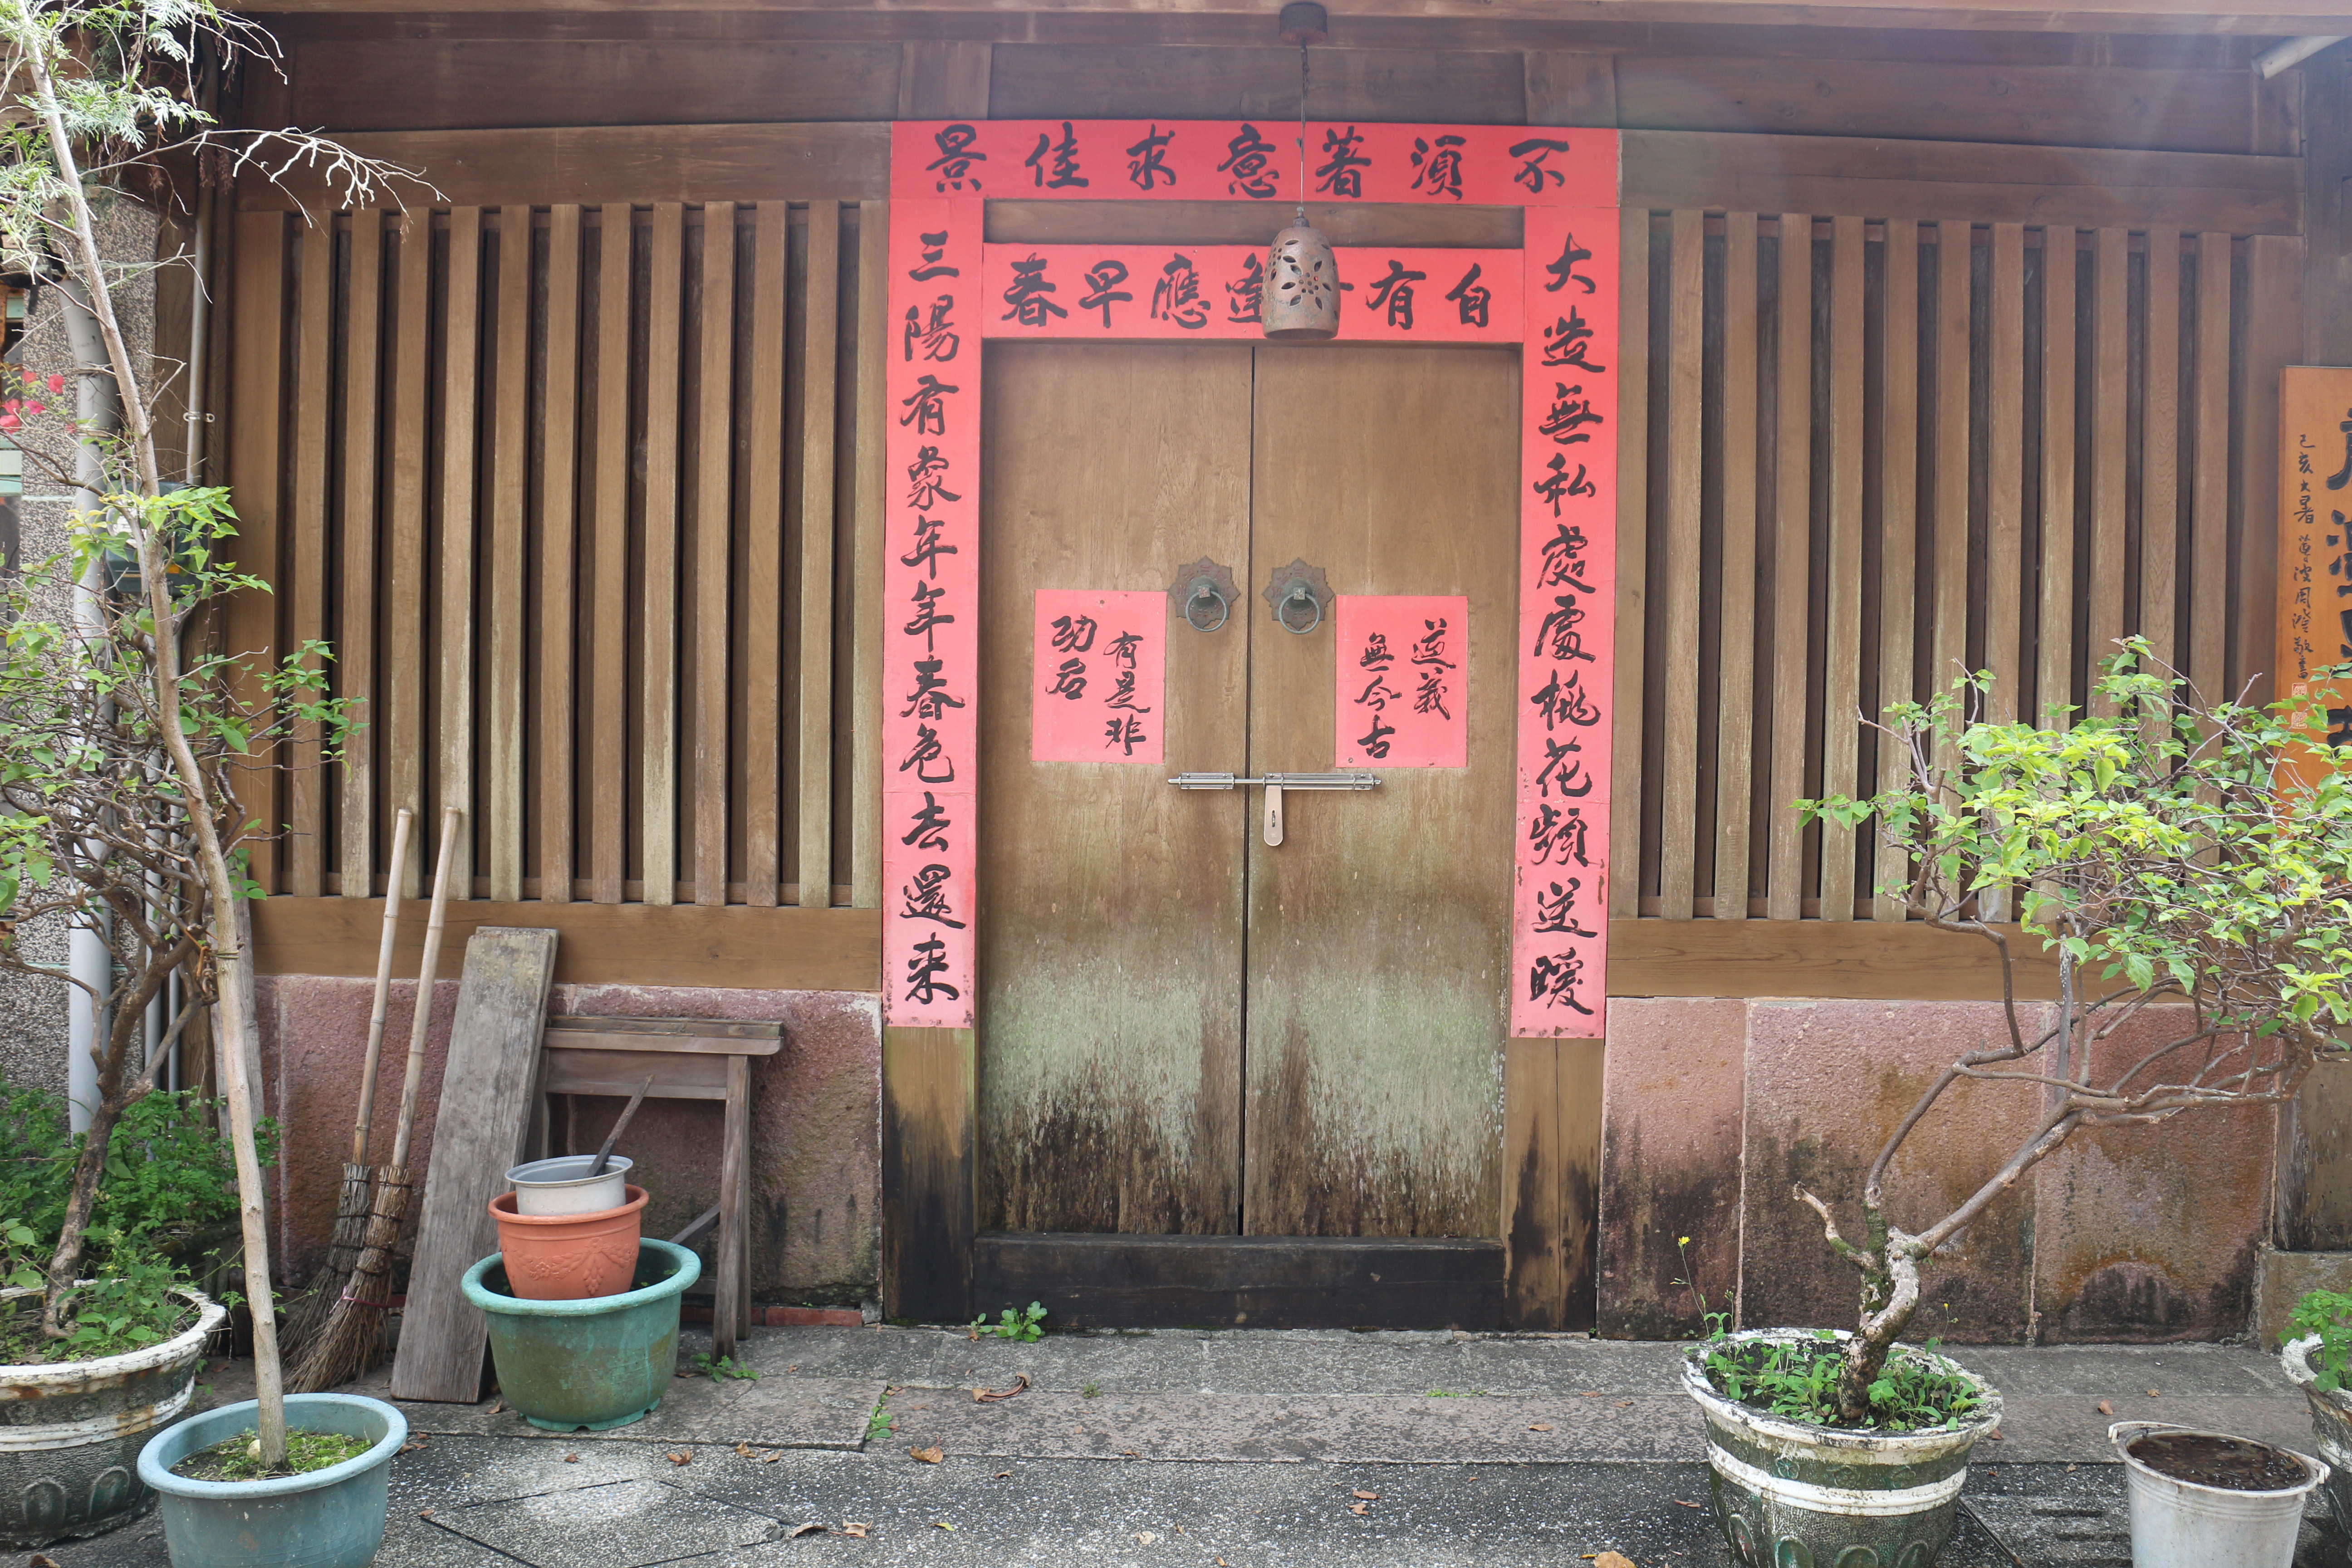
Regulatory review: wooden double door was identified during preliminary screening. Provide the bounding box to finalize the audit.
[974,339,1522,1323]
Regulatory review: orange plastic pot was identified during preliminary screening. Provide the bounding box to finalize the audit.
[487,1185,647,1301]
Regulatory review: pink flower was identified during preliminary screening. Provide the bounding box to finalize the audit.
[45,373,63,395]
[24,402,42,416]
[1,414,23,433]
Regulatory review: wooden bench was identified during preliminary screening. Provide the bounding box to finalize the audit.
[534,1015,782,1360]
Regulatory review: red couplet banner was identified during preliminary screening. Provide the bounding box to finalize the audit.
[980,246,1524,343]
[1031,590,1168,765]
[882,197,984,1028]
[896,121,1614,209]
[1333,596,1469,769]
[1510,207,1619,1036]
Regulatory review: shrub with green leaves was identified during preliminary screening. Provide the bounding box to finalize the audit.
[2291,1289,2352,1394]
[1777,641,2352,1426]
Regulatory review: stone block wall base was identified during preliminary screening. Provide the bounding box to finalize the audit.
[2254,1249,2352,1349]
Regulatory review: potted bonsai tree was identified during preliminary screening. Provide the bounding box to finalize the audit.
[0,1,419,1557]
[1680,642,2352,1568]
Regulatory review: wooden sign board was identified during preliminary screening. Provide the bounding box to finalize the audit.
[2278,366,2352,790]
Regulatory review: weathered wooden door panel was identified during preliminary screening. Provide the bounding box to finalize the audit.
[977,342,1253,1234]
[1243,345,1518,1239]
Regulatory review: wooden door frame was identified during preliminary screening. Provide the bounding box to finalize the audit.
[880,120,1621,1328]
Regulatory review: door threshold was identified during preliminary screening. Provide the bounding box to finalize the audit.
[971,1232,1505,1331]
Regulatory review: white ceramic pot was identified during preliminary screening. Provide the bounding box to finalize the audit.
[2275,1335,2352,1538]
[2109,1420,2326,1568]
[506,1154,633,1216]
[0,1284,227,1548]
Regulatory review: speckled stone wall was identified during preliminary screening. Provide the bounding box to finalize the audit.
[1598,996,2278,1344]
[257,975,881,1306]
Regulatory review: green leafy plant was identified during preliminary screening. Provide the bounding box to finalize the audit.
[968,1302,1047,1342]
[864,1394,893,1442]
[693,1352,760,1382]
[1703,1331,1980,1434]
[2291,1289,2352,1392]
[1784,643,2352,1425]
[169,1427,372,1483]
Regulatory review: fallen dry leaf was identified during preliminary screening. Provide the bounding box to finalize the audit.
[1670,1499,1703,1509]
[842,1522,872,1538]
[1134,1532,1159,1545]
[667,1450,693,1466]
[418,1510,434,1520]
[910,1445,945,1464]
[2097,1400,2114,1416]
[399,1441,424,1454]
[27,1556,62,1568]
[1348,1503,1369,1517]
[1984,1429,2003,1441]
[1580,1390,1605,1398]
[1595,1554,1640,1568]
[1529,1422,1555,1432]
[1119,1449,1140,1458]
[736,1443,755,1457]
[2146,1387,2160,1397]
[1352,1490,1380,1500]
[763,1451,782,1464]
[564,1452,579,1463]
[1217,1558,1230,1566]
[974,1373,1033,1403]
[1613,1400,1634,1409]
[788,1523,827,1538]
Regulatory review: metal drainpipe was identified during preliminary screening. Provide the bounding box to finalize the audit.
[2256,34,2347,78]
[60,274,121,1132]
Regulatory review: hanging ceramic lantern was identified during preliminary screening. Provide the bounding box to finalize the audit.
[1263,223,1339,340]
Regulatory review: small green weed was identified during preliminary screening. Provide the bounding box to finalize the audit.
[170,1428,372,1483]
[968,1301,1047,1342]
[1423,1388,1484,1398]
[1081,1382,1100,1399]
[2292,1289,2352,1392]
[864,1394,893,1442]
[693,1353,760,1381]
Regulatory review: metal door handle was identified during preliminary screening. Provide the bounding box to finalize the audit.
[1168,772,1378,847]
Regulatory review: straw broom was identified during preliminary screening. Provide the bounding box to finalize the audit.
[288,807,463,1393]
[286,806,414,1354]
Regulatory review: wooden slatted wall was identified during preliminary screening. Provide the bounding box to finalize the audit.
[226,201,886,911]
[1613,214,2287,922]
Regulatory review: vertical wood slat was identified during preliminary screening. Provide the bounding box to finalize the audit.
[387,211,432,897]
[1609,207,1651,919]
[2038,228,2078,727]
[1930,221,1972,705]
[746,204,790,907]
[591,206,631,904]
[227,211,287,895]
[1713,212,1758,922]
[2141,229,2181,698]
[539,205,583,905]
[2190,231,2231,707]
[797,202,843,908]
[1872,220,1919,923]
[2237,235,2304,709]
[487,208,530,902]
[2087,227,2129,714]
[1985,223,2025,722]
[1818,216,1866,923]
[1763,212,1812,922]
[643,204,684,906]
[338,211,383,897]
[440,207,483,892]
[851,199,890,912]
[286,218,333,898]
[695,203,738,906]
[1658,209,1704,921]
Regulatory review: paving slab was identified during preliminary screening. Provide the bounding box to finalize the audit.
[1984,1393,2317,1464]
[885,1389,1703,1463]
[432,1476,788,1567]
[343,1358,883,1449]
[1966,1461,2343,1568]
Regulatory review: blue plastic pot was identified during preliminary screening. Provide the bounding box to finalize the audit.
[136,1392,405,1568]
[462,1237,700,1432]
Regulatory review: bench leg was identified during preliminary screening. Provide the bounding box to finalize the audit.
[718,1055,748,1360]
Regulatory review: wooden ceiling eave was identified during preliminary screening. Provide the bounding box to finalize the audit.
[230,1,2352,39]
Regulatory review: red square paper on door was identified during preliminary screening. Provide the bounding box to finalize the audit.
[1031,589,1167,764]
[1334,595,1468,769]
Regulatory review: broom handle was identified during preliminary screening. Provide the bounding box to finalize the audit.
[388,807,465,1172]
[348,806,415,1168]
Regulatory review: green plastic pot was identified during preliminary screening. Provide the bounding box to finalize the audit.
[462,1237,701,1431]
[136,1392,404,1568]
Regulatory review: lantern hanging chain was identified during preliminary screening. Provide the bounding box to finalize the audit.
[1294,39,1309,226]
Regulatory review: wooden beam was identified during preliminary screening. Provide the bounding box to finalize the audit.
[694,201,739,907]
[387,211,432,897]
[439,207,483,892]
[1502,1037,1602,1331]
[338,211,384,899]
[1714,210,1758,923]
[849,200,888,912]
[1524,51,1618,128]
[1871,218,1917,923]
[226,210,286,895]
[250,895,882,991]
[1658,209,1703,921]
[897,38,992,118]
[746,203,789,907]
[286,218,332,899]
[590,206,632,904]
[487,207,530,902]
[2037,226,2078,725]
[231,0,2352,39]
[2235,234,2302,709]
[796,203,842,910]
[1608,207,1650,921]
[1608,916,2062,1000]
[1818,216,1865,923]
[642,203,685,907]
[882,1025,975,1323]
[1763,210,1811,923]
[539,206,583,906]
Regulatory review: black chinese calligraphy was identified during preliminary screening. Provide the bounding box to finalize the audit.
[1225,254,1264,323]
[899,375,958,436]
[901,657,968,721]
[901,864,966,929]
[1313,125,1370,198]
[1527,949,1594,1014]
[904,579,953,649]
[900,515,957,579]
[1445,263,1490,328]
[1525,802,1592,867]
[1409,617,1455,718]
[927,124,985,193]
[906,446,960,511]
[1024,121,1089,190]
[1533,593,1597,662]
[1104,715,1150,755]
[1151,254,1210,330]
[1046,658,1088,700]
[1365,259,1427,330]
[1532,454,1597,516]
[900,724,956,786]
[1535,735,1594,799]
[1507,137,1572,195]
[904,935,960,1004]
[908,230,960,283]
[1543,230,1596,295]
[1540,308,1606,372]
[1538,382,1605,445]
[1410,133,1466,201]
[1078,260,1132,328]
[1218,123,1281,199]
[1104,665,1152,712]
[1538,522,1596,592]
[1049,613,1098,654]
[901,791,954,850]
[902,295,959,363]
[1529,666,1602,730]
[1002,255,1068,326]
[1105,629,1143,667]
[1532,877,1599,937]
[1126,124,1177,191]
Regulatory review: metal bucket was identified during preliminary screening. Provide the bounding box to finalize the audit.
[505,1153,632,1215]
[2109,1421,2327,1568]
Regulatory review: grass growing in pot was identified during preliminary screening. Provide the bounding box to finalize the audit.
[1779,643,2352,1427]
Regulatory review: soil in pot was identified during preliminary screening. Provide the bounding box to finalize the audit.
[167,1430,374,1484]
[2125,1431,2309,1491]
[1697,1331,1986,1433]
[0,1283,197,1365]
